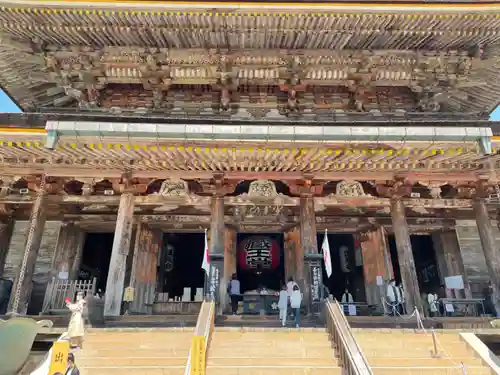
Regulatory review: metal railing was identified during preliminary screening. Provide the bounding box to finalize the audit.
[184,299,215,375]
[325,300,373,375]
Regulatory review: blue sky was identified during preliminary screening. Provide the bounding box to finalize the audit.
[0,89,499,120]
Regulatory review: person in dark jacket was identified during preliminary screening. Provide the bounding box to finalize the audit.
[65,353,80,375]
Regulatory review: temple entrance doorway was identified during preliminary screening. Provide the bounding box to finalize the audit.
[388,234,440,296]
[317,233,366,302]
[236,232,284,293]
[80,233,114,292]
[157,232,205,302]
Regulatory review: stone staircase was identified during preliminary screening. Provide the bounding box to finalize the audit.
[216,314,323,328]
[76,329,192,375]
[353,329,492,375]
[206,328,342,375]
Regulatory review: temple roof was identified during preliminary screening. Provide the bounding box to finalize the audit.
[0,2,499,115]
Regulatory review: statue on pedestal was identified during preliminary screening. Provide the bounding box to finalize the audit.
[66,292,86,348]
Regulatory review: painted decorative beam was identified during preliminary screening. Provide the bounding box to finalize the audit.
[0,193,477,209]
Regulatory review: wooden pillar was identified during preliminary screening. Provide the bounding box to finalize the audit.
[209,196,225,307]
[0,219,14,277]
[432,230,472,299]
[284,227,299,282]
[104,193,134,317]
[157,237,169,294]
[210,197,225,256]
[8,193,47,315]
[358,227,393,311]
[299,196,318,310]
[51,223,85,281]
[70,229,86,281]
[221,227,236,312]
[129,223,162,314]
[473,198,500,315]
[390,198,423,314]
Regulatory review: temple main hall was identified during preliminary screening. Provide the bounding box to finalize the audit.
[0,1,499,319]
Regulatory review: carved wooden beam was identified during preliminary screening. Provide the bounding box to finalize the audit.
[289,179,323,197]
[375,179,413,199]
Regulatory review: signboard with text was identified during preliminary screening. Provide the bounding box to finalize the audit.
[190,336,206,375]
[48,341,69,375]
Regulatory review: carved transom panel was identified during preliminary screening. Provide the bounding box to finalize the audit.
[248,180,277,199]
[335,180,367,197]
[157,179,189,197]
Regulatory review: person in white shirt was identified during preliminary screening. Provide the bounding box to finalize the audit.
[341,288,354,304]
[287,277,298,296]
[278,283,288,327]
[386,279,402,316]
[287,277,299,315]
[427,292,439,316]
[290,285,302,328]
[228,273,241,315]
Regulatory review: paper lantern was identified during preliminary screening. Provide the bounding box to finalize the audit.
[238,236,280,271]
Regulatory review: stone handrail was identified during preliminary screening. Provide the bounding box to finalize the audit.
[325,300,373,375]
[184,299,215,375]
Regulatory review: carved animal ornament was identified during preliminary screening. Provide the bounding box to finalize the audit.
[248,180,278,199]
[335,181,368,197]
[157,179,189,197]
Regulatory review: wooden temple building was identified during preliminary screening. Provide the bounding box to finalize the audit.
[0,1,499,318]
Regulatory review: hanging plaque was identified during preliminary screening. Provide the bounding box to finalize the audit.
[208,266,220,302]
[310,261,322,302]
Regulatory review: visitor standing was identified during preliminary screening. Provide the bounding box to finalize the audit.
[278,283,288,327]
[290,285,302,328]
[228,273,241,315]
[286,276,298,317]
[286,277,298,296]
[66,292,86,348]
[65,353,80,375]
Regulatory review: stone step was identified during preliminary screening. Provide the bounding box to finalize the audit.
[85,332,193,341]
[368,357,484,367]
[357,338,464,346]
[362,349,473,358]
[356,334,463,341]
[371,366,491,375]
[78,367,185,375]
[78,348,190,358]
[213,330,329,335]
[205,366,342,375]
[211,335,330,342]
[77,357,187,366]
[207,357,338,366]
[357,341,468,354]
[209,347,334,358]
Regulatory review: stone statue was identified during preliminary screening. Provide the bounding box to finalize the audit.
[66,291,86,348]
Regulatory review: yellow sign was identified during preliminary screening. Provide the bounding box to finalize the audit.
[48,341,70,375]
[123,286,135,302]
[190,336,206,375]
